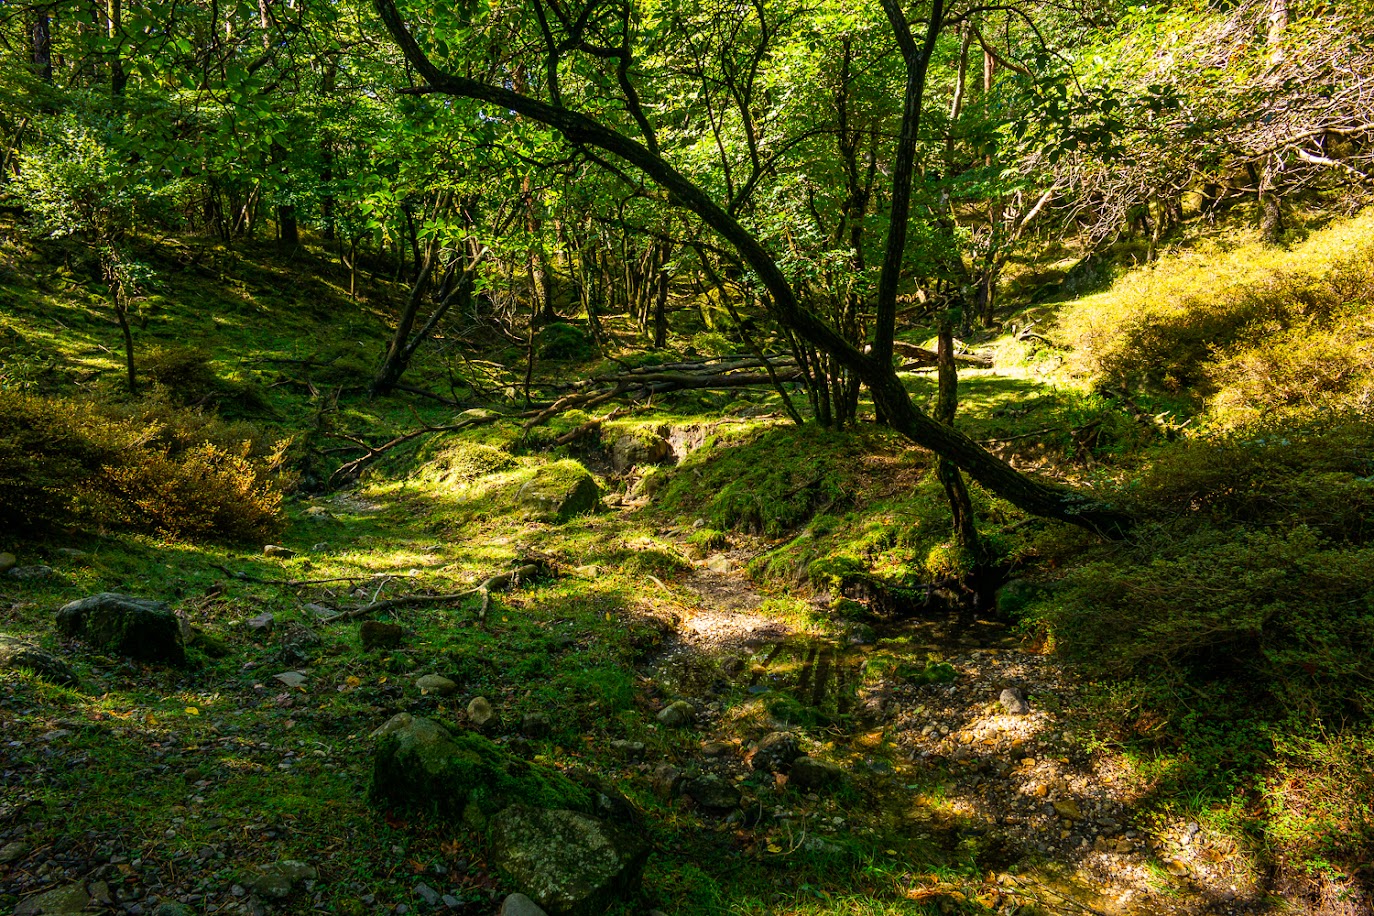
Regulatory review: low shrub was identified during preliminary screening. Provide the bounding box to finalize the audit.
[0,391,288,541]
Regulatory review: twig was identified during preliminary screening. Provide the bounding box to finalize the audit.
[330,564,543,621]
[211,564,388,587]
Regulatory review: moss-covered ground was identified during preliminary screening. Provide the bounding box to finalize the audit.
[2,213,1372,914]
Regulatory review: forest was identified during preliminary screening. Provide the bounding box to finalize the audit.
[0,0,1372,912]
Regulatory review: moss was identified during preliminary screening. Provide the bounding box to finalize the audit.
[518,459,602,522]
[368,715,590,817]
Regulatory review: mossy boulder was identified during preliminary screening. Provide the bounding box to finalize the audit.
[369,714,588,818]
[421,441,516,487]
[518,461,601,522]
[490,805,649,916]
[609,429,671,473]
[54,593,185,665]
[0,634,78,688]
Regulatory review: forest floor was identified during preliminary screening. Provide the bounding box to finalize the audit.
[0,483,1281,916]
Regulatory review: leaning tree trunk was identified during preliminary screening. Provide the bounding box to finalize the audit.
[371,0,1134,538]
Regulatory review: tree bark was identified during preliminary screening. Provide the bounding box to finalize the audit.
[370,0,1132,538]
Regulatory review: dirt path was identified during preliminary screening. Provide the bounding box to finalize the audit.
[643,545,1273,916]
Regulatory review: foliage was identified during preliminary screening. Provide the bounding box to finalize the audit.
[0,391,288,541]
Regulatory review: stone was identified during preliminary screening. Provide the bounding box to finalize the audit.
[751,732,802,774]
[241,860,317,899]
[8,565,53,580]
[999,688,1030,715]
[609,432,671,473]
[0,552,15,573]
[700,741,732,758]
[0,840,27,863]
[1053,799,1082,821]
[278,622,321,665]
[361,621,404,650]
[304,603,338,622]
[500,893,549,916]
[303,506,332,520]
[153,905,194,916]
[518,461,602,522]
[369,713,576,817]
[705,555,733,574]
[789,756,843,791]
[522,713,552,738]
[55,593,186,665]
[274,671,308,688]
[1164,858,1190,877]
[656,700,695,727]
[263,545,296,557]
[54,548,87,559]
[489,806,649,916]
[246,612,275,634]
[0,635,78,688]
[87,881,112,905]
[412,883,440,907]
[14,882,90,915]
[416,674,458,696]
[650,763,683,798]
[467,696,495,727]
[683,774,741,812]
[609,740,645,760]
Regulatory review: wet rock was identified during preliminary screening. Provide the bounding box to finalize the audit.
[489,805,649,916]
[999,688,1030,715]
[751,732,802,774]
[55,593,186,665]
[0,552,14,573]
[14,882,90,915]
[683,774,741,812]
[789,757,843,791]
[467,696,495,727]
[522,713,551,738]
[656,700,695,727]
[361,621,404,650]
[500,894,549,916]
[0,635,78,688]
[241,860,317,898]
[416,674,458,696]
[518,461,602,523]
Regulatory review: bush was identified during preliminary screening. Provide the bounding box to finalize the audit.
[0,391,288,541]
[1055,210,1374,401]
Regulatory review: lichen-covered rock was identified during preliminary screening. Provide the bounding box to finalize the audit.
[0,634,78,688]
[54,593,185,665]
[368,714,586,817]
[490,806,649,916]
[518,461,601,522]
[656,700,695,727]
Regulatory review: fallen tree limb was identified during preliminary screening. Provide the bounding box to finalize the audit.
[892,341,993,369]
[211,565,388,587]
[326,410,507,487]
[331,564,543,621]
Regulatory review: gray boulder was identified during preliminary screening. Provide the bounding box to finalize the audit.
[1000,687,1030,715]
[0,634,78,688]
[240,860,317,899]
[500,893,549,916]
[518,461,601,522]
[490,806,648,916]
[55,593,185,665]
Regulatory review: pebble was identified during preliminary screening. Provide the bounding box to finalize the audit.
[412,883,440,906]
[466,696,494,727]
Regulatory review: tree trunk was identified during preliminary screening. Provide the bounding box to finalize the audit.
[32,14,53,82]
[371,0,1133,537]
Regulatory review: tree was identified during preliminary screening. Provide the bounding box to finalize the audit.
[370,0,1131,536]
